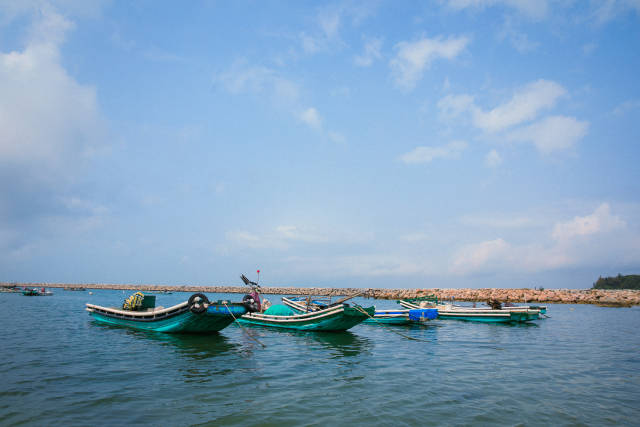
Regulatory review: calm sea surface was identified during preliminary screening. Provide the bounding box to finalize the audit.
[1,290,639,426]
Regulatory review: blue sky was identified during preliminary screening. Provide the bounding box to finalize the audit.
[1,0,639,289]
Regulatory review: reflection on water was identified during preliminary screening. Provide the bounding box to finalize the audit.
[137,331,241,360]
[292,330,373,358]
[124,330,244,383]
[90,322,240,359]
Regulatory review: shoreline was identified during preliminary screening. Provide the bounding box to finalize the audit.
[2,282,639,306]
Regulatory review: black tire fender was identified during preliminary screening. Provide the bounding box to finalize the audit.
[242,294,259,313]
[188,293,209,314]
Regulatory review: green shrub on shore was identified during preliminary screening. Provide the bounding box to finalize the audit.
[593,274,640,290]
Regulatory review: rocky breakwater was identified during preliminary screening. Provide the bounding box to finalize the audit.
[1,283,638,306]
[369,288,640,307]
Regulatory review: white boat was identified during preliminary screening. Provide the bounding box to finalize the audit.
[399,298,541,323]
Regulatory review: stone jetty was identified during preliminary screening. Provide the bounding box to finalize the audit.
[2,282,639,306]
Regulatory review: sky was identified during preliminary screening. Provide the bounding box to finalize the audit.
[1,0,639,289]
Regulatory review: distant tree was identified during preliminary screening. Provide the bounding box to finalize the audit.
[592,274,640,290]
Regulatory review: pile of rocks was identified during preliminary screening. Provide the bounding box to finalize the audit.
[2,283,638,306]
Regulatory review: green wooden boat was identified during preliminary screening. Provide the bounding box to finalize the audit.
[282,297,431,326]
[86,293,249,333]
[238,303,375,331]
[363,309,412,325]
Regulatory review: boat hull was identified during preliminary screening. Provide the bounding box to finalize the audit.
[238,305,374,331]
[363,310,413,325]
[436,310,539,322]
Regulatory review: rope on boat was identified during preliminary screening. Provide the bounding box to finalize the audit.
[352,305,429,343]
[223,302,266,348]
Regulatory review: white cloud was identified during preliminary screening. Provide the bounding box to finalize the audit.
[0,9,104,177]
[328,131,346,144]
[298,107,322,129]
[552,203,625,242]
[216,62,333,133]
[318,8,342,39]
[225,225,367,251]
[484,149,503,167]
[283,254,434,278]
[459,214,532,228]
[445,0,548,20]
[508,115,589,153]
[451,203,632,275]
[400,140,467,164]
[225,230,286,250]
[354,37,382,67]
[0,1,106,25]
[298,3,378,55]
[437,94,475,121]
[438,80,566,133]
[275,225,329,243]
[300,32,324,54]
[611,99,640,115]
[591,0,640,25]
[390,35,470,90]
[216,63,298,102]
[498,16,539,52]
[436,80,589,154]
[451,238,511,274]
[472,79,566,133]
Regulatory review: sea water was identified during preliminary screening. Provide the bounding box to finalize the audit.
[1,290,639,426]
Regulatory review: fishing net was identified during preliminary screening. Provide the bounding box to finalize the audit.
[263,304,295,316]
[123,292,145,311]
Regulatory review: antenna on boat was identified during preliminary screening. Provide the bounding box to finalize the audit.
[257,269,260,285]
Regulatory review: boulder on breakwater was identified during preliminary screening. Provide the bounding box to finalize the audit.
[2,282,639,306]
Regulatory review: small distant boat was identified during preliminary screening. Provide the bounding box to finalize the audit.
[398,296,540,323]
[282,296,437,326]
[22,287,53,296]
[86,293,251,333]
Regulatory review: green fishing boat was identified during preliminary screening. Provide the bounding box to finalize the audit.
[362,309,412,325]
[282,296,437,326]
[238,303,375,331]
[86,293,250,333]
